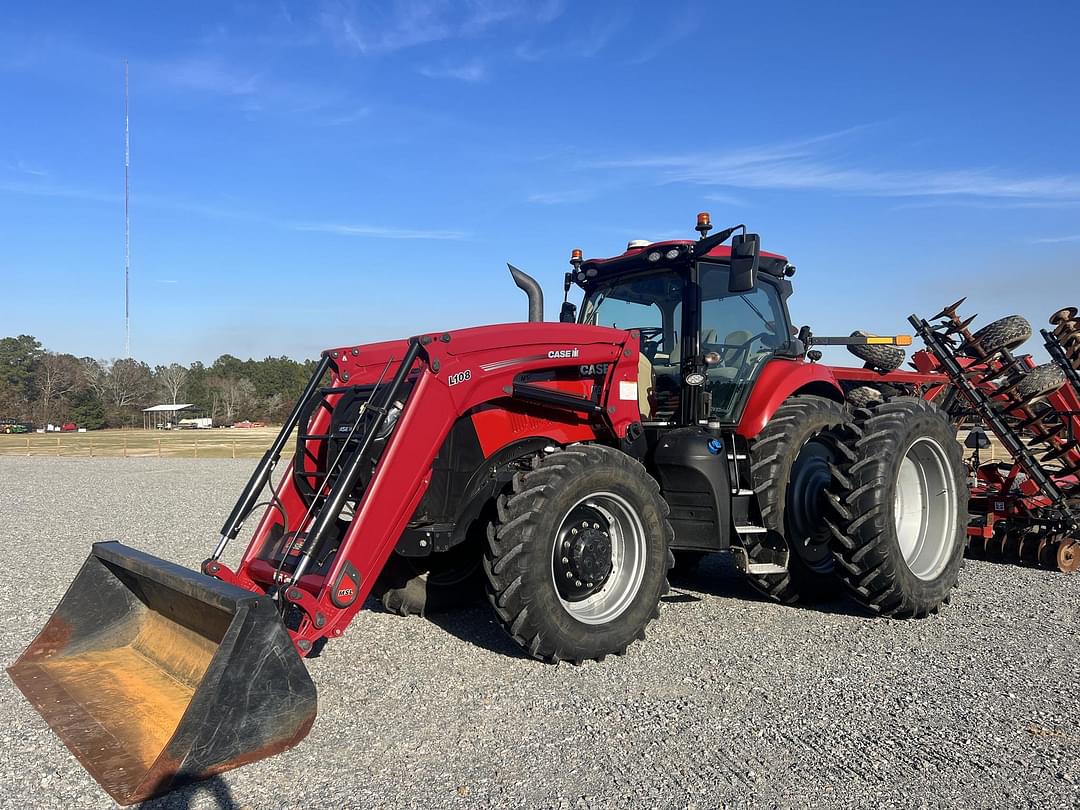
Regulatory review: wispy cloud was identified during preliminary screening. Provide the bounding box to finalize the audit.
[150,56,260,96]
[0,176,467,241]
[140,53,366,119]
[418,58,486,82]
[624,13,695,65]
[289,222,468,240]
[515,11,627,61]
[891,198,1080,211]
[321,0,561,55]
[4,160,48,178]
[1033,234,1080,244]
[585,127,1080,202]
[527,189,594,205]
[704,191,750,207]
[0,179,119,204]
[308,106,372,126]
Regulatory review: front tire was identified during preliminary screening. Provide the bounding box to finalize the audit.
[825,398,968,617]
[484,445,674,663]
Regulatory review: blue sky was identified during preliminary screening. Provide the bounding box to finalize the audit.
[2,0,1078,365]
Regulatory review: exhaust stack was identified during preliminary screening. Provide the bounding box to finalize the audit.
[507,263,544,322]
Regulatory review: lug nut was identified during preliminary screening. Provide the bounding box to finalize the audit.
[571,528,578,535]
[575,580,582,587]
[561,557,569,564]
[593,523,599,530]
[566,571,573,579]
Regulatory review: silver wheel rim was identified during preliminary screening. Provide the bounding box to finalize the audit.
[552,492,647,625]
[894,437,957,581]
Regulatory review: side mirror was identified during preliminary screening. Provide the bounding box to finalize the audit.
[559,301,577,323]
[728,233,760,293]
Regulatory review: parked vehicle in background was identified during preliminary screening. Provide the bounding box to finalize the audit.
[178,417,214,429]
[0,419,31,434]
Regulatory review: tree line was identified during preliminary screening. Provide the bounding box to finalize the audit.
[0,335,318,429]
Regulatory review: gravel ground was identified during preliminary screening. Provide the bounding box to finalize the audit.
[0,458,1076,810]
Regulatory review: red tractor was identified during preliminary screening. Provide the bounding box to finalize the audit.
[9,214,967,804]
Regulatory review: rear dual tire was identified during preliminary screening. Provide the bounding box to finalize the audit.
[825,398,968,617]
[746,395,848,604]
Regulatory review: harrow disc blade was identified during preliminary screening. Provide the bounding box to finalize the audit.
[1001,532,1022,562]
[1037,537,1058,568]
[1057,540,1080,574]
[1018,535,1041,564]
[1049,306,1078,324]
[966,535,986,557]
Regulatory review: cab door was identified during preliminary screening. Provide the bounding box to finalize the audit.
[693,262,791,425]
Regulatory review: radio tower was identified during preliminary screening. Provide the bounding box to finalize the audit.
[123,60,131,358]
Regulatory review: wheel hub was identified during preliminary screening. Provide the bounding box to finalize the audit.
[554,506,613,601]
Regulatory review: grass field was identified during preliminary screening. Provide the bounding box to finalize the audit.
[1,425,1003,462]
[0,427,283,459]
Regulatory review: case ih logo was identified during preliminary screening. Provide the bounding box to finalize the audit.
[548,348,580,359]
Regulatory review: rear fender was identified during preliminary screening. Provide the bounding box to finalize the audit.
[737,358,843,439]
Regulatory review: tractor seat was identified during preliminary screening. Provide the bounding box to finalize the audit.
[667,329,716,366]
[637,352,654,418]
[706,330,753,380]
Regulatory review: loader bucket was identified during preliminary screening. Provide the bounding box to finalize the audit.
[8,541,317,805]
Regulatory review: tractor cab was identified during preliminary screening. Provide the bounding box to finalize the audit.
[572,214,799,427]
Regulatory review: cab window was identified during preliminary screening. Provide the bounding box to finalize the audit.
[580,270,684,420]
[580,271,683,361]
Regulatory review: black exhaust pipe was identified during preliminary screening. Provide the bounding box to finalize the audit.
[507,263,544,322]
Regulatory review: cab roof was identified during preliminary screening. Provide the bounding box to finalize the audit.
[579,239,790,282]
[586,239,788,266]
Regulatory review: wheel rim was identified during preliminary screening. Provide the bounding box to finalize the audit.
[551,492,647,625]
[786,438,834,572]
[893,437,958,581]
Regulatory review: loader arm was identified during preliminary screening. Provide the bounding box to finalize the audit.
[213,322,646,655]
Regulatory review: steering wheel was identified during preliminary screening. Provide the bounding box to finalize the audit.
[705,331,774,367]
[635,327,665,360]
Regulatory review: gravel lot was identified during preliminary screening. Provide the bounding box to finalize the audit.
[0,458,1076,810]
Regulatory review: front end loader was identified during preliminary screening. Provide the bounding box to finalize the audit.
[11,213,971,803]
